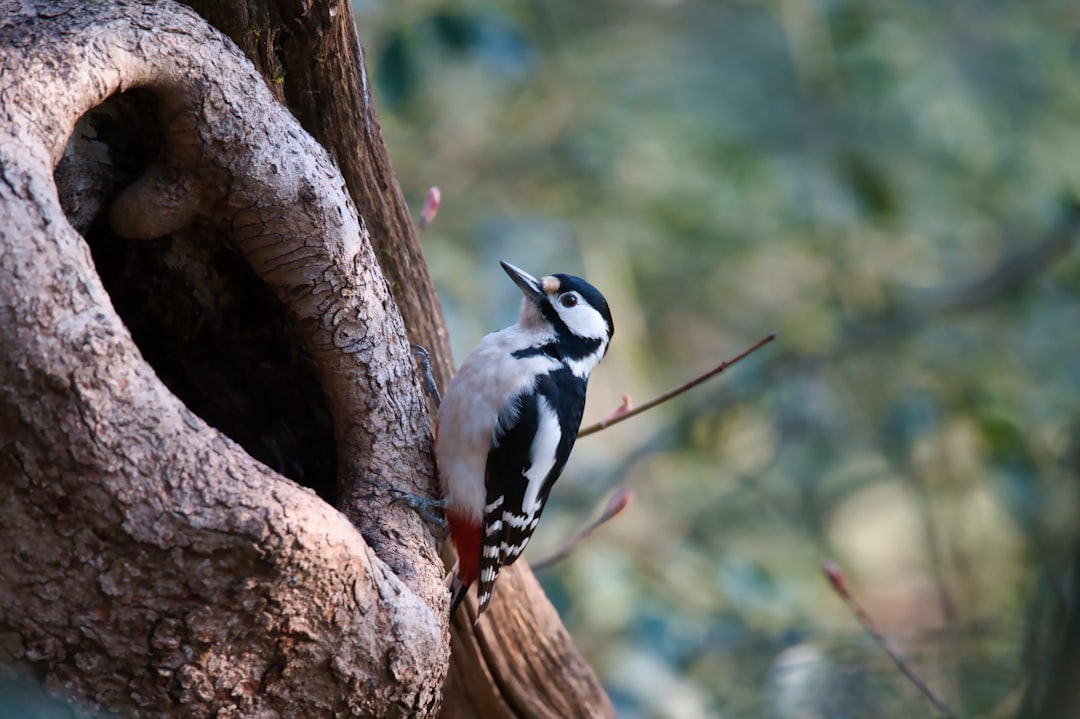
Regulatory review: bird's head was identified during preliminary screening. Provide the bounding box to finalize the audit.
[501,260,614,364]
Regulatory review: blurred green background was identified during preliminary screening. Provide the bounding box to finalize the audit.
[355,1,1080,716]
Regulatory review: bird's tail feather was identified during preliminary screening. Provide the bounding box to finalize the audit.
[449,575,469,616]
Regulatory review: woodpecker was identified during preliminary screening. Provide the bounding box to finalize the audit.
[435,261,613,616]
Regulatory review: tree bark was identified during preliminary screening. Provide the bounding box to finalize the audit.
[165,2,613,717]
[0,1,446,716]
[0,0,614,716]
[181,0,455,387]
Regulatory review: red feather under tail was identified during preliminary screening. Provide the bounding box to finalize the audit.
[446,510,480,616]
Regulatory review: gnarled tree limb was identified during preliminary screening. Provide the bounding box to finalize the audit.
[0,1,445,715]
[0,0,614,715]
[167,1,614,717]
[183,0,457,387]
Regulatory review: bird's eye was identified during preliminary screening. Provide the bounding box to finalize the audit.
[559,294,578,308]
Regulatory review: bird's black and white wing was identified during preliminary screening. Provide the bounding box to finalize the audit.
[477,369,586,612]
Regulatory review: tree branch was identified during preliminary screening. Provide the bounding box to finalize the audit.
[171,2,617,715]
[0,1,446,715]
[578,333,776,437]
[822,559,957,718]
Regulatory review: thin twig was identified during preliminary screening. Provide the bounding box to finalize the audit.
[600,394,633,424]
[821,558,958,718]
[578,333,776,438]
[531,489,633,570]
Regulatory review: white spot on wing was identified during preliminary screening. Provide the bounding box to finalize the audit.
[500,538,529,557]
[504,511,533,529]
[521,396,561,517]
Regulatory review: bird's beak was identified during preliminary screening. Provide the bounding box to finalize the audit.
[500,261,546,303]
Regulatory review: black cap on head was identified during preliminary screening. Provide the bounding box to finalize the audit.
[552,273,614,340]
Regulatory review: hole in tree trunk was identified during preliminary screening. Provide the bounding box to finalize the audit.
[55,90,338,505]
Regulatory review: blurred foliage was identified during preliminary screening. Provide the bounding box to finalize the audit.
[355,0,1080,716]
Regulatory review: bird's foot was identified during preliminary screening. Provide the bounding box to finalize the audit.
[411,344,442,408]
[390,488,448,529]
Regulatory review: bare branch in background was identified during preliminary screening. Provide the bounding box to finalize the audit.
[529,335,774,569]
[822,558,958,718]
[531,490,634,570]
[578,333,777,438]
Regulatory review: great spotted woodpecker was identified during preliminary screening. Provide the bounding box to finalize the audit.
[435,261,613,616]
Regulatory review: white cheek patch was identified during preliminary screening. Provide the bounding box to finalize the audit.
[558,303,609,341]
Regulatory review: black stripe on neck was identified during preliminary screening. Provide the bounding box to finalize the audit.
[511,335,603,363]
[512,343,561,361]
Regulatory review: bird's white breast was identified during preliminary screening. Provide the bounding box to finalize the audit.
[436,325,560,525]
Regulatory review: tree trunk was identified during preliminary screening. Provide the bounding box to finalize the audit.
[1,1,445,715]
[0,0,612,717]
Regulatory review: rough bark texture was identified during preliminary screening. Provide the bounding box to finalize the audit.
[0,1,446,716]
[0,0,614,716]
[441,570,616,719]
[167,2,614,717]
[182,0,455,387]
[177,0,459,610]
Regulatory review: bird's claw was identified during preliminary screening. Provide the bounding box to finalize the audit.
[410,343,442,407]
[390,488,448,529]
